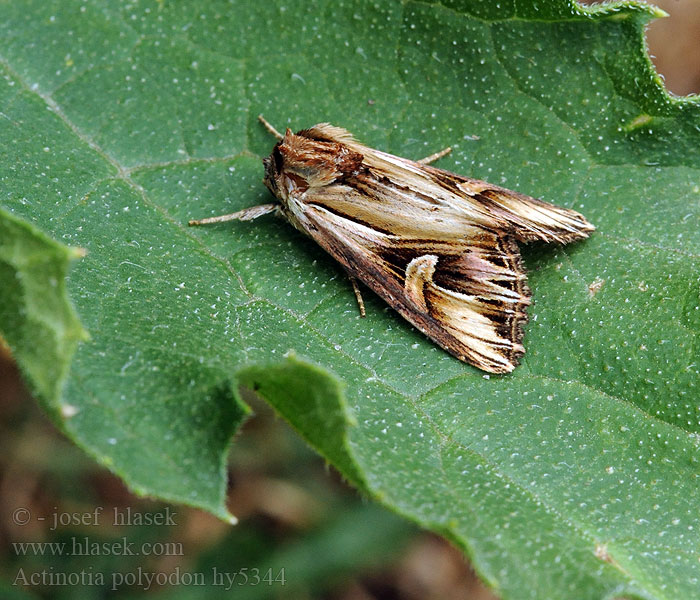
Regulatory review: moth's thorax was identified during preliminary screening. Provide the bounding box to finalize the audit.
[262,128,364,208]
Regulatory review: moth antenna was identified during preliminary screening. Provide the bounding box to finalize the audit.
[258,115,284,140]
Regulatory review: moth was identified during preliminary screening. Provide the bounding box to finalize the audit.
[190,116,594,373]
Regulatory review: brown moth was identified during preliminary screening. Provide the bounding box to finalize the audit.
[190,116,594,374]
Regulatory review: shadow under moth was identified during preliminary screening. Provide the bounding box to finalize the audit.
[190,116,594,374]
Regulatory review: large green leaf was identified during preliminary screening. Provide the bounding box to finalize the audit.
[1,0,699,598]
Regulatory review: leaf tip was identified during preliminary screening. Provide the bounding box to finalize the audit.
[650,6,669,19]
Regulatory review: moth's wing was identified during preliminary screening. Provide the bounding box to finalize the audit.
[301,124,594,244]
[292,202,529,373]
[420,165,595,244]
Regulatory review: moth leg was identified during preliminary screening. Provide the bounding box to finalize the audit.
[188,203,278,226]
[417,146,452,165]
[348,276,366,318]
[257,115,284,140]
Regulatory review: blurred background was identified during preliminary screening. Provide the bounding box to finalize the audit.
[1,1,698,598]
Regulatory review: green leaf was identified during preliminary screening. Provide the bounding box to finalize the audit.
[1,0,699,598]
[0,207,87,417]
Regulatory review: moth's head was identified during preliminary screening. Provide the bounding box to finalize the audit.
[262,128,364,202]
